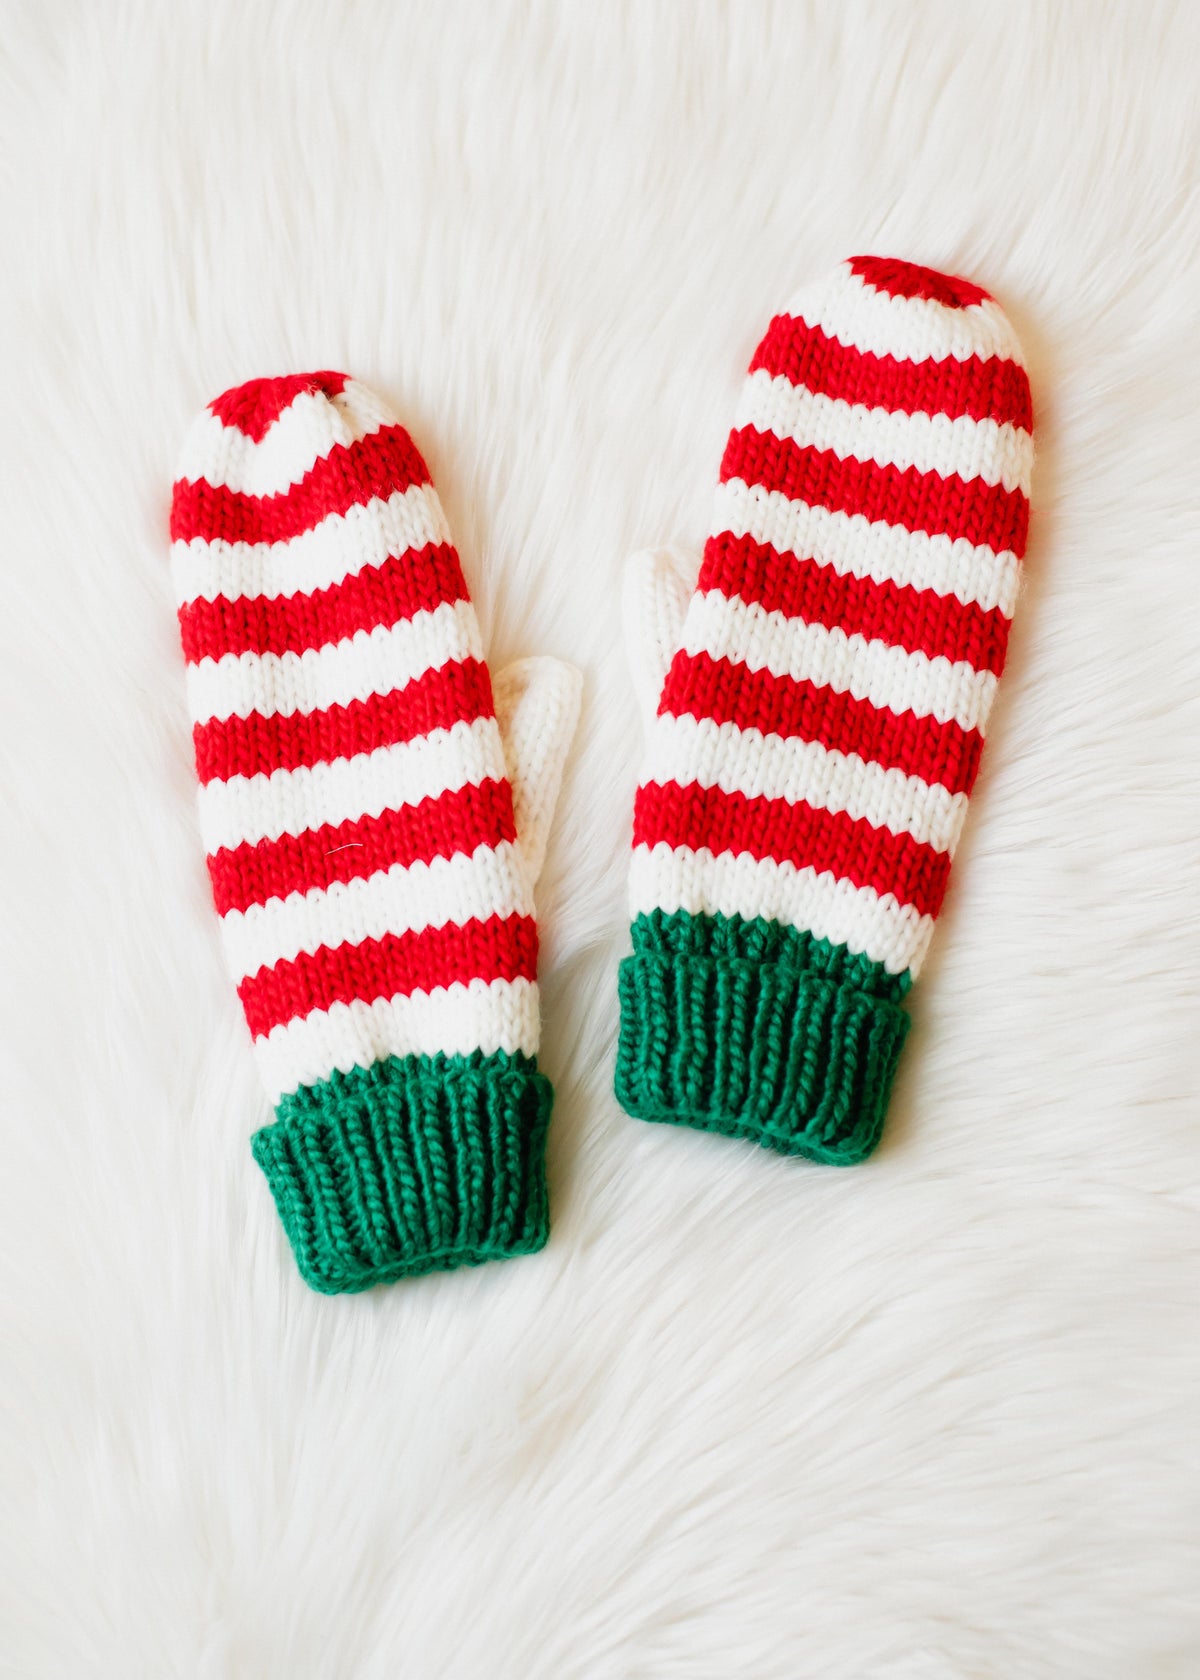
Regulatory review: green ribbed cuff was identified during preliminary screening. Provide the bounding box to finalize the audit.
[251,1051,553,1293]
[615,911,911,1164]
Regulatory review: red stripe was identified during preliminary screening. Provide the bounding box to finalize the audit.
[847,256,989,309]
[634,781,949,919]
[207,778,517,915]
[208,372,349,442]
[698,532,1012,675]
[178,544,467,663]
[749,315,1032,431]
[720,429,1029,556]
[658,652,983,797]
[170,425,431,545]
[238,913,538,1038]
[193,658,494,784]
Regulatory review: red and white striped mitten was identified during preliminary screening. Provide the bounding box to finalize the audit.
[170,373,580,1291]
[617,257,1034,1161]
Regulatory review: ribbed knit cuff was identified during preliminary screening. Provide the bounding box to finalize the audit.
[251,1051,553,1293]
[615,912,911,1164]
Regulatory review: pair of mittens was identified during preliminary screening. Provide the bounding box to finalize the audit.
[170,256,1033,1292]
[617,256,1034,1162]
[170,373,580,1292]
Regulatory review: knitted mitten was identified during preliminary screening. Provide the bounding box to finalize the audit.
[170,372,580,1290]
[616,257,1034,1162]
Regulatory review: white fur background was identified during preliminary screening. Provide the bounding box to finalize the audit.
[2,2,1198,1674]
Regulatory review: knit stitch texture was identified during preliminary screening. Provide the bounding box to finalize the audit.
[170,373,578,1290]
[617,257,1035,1161]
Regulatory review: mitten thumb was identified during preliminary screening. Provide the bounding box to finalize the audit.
[621,546,694,737]
[492,657,583,888]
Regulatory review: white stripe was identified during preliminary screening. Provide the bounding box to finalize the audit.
[254,977,540,1104]
[783,262,1026,365]
[186,600,482,725]
[629,843,934,977]
[196,714,507,853]
[220,842,533,980]
[170,484,452,606]
[643,712,968,851]
[712,479,1020,615]
[735,371,1032,494]
[174,379,393,496]
[682,591,998,735]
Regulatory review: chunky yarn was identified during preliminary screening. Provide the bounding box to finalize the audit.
[170,373,578,1289]
[617,257,1035,1161]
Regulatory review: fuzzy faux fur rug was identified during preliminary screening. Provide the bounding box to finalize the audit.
[2,2,1198,1674]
